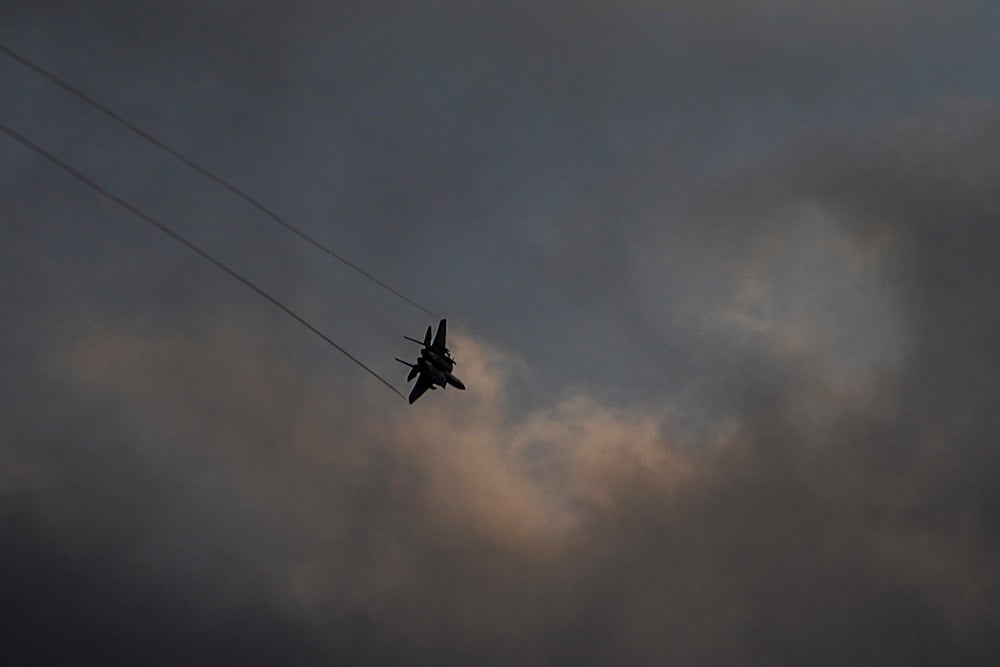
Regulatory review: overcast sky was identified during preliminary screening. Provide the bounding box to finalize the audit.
[3,2,1000,664]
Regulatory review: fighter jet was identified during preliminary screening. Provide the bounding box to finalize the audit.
[404,318,455,372]
[397,319,465,404]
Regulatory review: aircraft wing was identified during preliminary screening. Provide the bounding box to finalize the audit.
[408,372,433,404]
[433,319,447,350]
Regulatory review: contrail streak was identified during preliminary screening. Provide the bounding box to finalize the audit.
[1,42,437,318]
[0,120,406,400]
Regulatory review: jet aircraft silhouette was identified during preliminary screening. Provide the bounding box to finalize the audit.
[396,319,465,404]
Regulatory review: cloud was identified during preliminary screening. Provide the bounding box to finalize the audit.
[1,287,994,662]
[5,2,1000,663]
[6,101,1000,661]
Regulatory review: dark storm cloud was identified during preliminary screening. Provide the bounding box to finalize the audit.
[778,109,1000,541]
[7,296,997,664]
[6,0,998,384]
[4,1,1000,664]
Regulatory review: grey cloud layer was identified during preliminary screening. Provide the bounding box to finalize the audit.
[4,1,1000,664]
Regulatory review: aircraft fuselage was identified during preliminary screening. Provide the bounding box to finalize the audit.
[398,318,465,402]
[419,358,464,389]
[421,347,454,372]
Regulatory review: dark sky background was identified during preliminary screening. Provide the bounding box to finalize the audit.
[3,1,1000,664]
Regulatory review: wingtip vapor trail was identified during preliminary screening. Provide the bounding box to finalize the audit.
[0,120,406,401]
[0,41,437,319]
